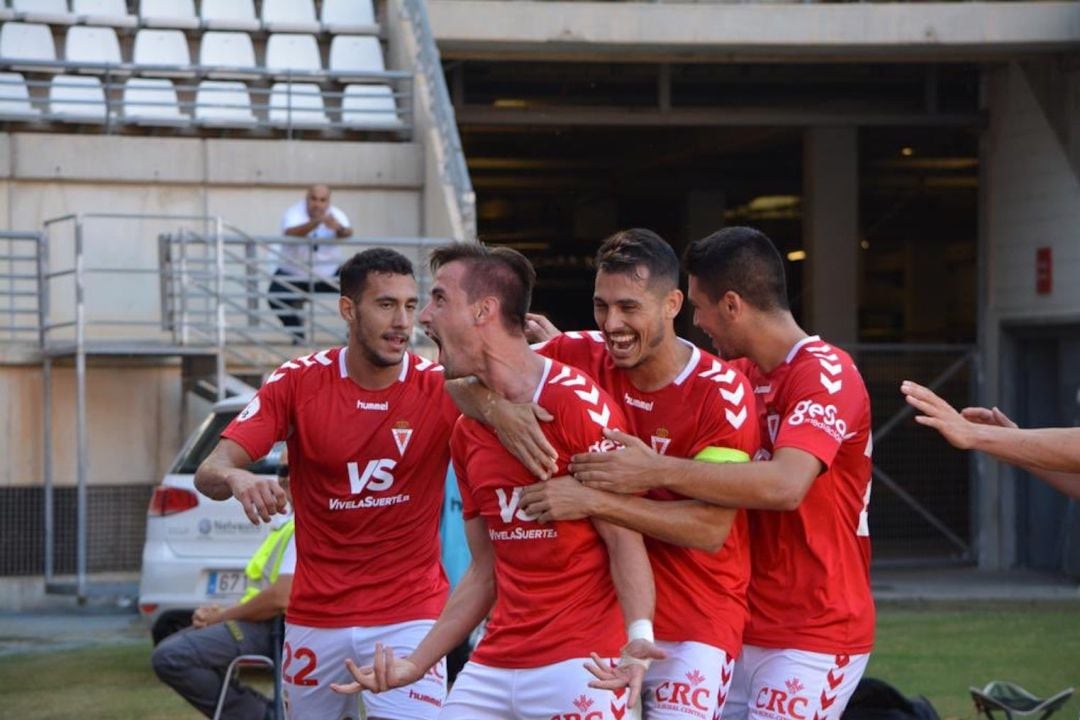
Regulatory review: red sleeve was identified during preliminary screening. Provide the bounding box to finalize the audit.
[221,368,292,462]
[551,381,629,461]
[450,419,479,520]
[774,361,865,469]
[532,332,606,375]
[689,370,760,459]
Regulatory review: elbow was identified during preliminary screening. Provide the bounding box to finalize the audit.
[763,487,805,512]
[193,465,228,501]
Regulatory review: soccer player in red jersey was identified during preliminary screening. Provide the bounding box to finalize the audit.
[502,229,760,720]
[331,243,660,720]
[194,248,459,720]
[571,227,875,720]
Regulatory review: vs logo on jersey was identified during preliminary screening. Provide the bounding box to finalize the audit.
[347,459,397,494]
[495,488,539,523]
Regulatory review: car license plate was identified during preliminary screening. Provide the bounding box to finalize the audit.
[207,570,246,596]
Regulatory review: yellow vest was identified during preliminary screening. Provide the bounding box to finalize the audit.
[240,517,296,604]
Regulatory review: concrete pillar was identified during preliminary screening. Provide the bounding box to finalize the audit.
[803,127,858,344]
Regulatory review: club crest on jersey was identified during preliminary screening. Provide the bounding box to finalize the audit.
[767,413,781,443]
[651,427,672,455]
[391,420,413,456]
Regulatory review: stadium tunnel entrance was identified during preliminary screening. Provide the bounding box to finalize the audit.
[448,58,982,563]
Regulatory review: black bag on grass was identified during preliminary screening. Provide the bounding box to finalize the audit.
[842,677,940,720]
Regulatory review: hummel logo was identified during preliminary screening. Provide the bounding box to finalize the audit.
[356,401,388,411]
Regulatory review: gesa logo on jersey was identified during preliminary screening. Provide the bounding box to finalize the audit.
[787,400,849,442]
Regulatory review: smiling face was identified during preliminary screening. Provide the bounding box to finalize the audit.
[418,260,484,379]
[593,267,679,370]
[340,271,418,368]
[687,275,743,361]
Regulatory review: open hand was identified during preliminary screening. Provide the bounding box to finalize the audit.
[571,428,662,494]
[330,643,421,695]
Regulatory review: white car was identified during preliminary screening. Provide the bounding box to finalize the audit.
[137,395,285,644]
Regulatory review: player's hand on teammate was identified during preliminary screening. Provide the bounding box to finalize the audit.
[519,475,594,522]
[485,397,559,480]
[583,640,667,709]
[571,428,663,494]
[524,312,561,343]
[901,380,982,450]
[330,643,421,695]
[226,471,288,525]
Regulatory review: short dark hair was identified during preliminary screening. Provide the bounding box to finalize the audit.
[339,248,415,301]
[428,243,536,334]
[683,226,790,312]
[595,228,679,293]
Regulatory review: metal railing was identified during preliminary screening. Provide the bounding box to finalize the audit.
[0,63,414,138]
[402,0,477,240]
[0,230,43,343]
[158,229,448,380]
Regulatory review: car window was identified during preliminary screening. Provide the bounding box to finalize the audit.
[171,410,285,475]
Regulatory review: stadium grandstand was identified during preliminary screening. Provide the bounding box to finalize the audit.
[0,0,1078,609]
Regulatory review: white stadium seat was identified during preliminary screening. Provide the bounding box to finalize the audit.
[269,82,328,127]
[122,77,188,125]
[262,0,321,34]
[48,74,107,122]
[133,29,194,78]
[0,72,40,119]
[195,80,256,127]
[265,34,322,76]
[73,0,137,28]
[342,84,402,131]
[140,0,200,30]
[64,26,125,75]
[0,23,61,73]
[322,0,378,35]
[13,0,77,26]
[199,32,259,80]
[329,35,385,81]
[201,0,260,33]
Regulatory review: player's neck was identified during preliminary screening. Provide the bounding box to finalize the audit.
[477,340,546,404]
[343,344,402,391]
[624,335,692,393]
[750,313,809,374]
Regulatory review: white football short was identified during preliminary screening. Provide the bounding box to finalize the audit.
[441,657,639,720]
[643,640,735,720]
[283,620,446,720]
[722,645,869,720]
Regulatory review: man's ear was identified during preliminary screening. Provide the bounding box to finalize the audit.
[664,288,684,320]
[475,296,499,326]
[339,295,354,323]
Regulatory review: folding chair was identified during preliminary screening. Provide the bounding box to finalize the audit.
[211,617,285,720]
[970,682,1074,720]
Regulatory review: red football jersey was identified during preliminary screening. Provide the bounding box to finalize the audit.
[222,348,458,628]
[453,357,631,668]
[535,332,759,656]
[732,335,875,654]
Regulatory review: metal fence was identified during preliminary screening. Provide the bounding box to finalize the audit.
[855,343,977,563]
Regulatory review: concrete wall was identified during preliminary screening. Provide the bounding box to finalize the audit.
[978,61,1080,569]
[0,132,425,489]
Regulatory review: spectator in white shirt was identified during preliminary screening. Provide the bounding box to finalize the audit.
[269,184,353,343]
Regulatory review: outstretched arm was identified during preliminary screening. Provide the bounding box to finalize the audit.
[195,439,288,525]
[902,381,1080,498]
[331,517,496,695]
